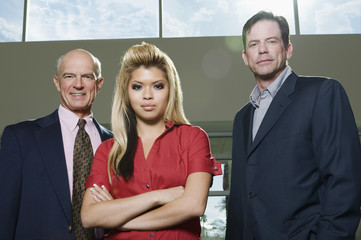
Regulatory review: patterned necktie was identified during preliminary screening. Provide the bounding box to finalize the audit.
[72,119,95,239]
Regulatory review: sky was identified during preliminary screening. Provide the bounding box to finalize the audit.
[25,0,159,41]
[163,0,296,37]
[0,0,23,41]
[0,0,360,42]
[298,0,361,34]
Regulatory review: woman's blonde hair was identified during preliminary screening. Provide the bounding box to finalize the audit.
[108,42,189,181]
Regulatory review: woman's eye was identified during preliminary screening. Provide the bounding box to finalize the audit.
[131,84,142,90]
[154,83,164,89]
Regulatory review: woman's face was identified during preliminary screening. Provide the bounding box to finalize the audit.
[128,66,169,124]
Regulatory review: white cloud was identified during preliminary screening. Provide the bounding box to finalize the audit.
[26,0,159,41]
[314,0,361,34]
[216,0,231,13]
[191,7,215,22]
[0,18,22,41]
[163,11,193,37]
[233,0,295,32]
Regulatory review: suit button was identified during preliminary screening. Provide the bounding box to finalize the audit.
[146,184,150,188]
[68,225,72,232]
[248,192,255,198]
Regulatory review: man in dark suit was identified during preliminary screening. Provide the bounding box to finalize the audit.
[226,11,361,240]
[0,49,112,240]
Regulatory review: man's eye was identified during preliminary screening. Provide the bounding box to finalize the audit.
[83,75,95,80]
[64,75,74,79]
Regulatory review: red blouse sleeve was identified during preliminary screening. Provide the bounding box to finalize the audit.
[186,126,222,176]
[85,139,113,191]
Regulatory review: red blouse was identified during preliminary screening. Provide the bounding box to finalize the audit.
[85,122,222,240]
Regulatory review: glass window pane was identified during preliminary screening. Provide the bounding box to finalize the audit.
[202,196,227,239]
[26,0,159,41]
[163,0,295,38]
[298,0,361,34]
[0,0,24,42]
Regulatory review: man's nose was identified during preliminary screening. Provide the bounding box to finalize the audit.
[259,42,269,54]
[73,76,84,88]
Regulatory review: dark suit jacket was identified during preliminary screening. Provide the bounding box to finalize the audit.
[0,110,112,240]
[226,72,361,240]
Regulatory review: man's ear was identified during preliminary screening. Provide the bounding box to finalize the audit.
[95,77,104,93]
[242,50,249,66]
[53,75,61,91]
[286,43,293,60]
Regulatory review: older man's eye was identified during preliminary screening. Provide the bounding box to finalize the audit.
[83,75,95,81]
[64,75,75,80]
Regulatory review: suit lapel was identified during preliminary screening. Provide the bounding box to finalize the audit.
[93,118,112,141]
[248,72,297,158]
[35,110,72,224]
[242,104,254,156]
[32,112,111,226]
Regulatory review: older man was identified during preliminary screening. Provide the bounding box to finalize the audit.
[0,49,112,240]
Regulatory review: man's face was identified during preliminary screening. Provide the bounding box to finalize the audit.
[242,20,292,84]
[53,50,103,118]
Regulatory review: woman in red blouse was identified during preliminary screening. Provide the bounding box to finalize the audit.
[81,42,222,239]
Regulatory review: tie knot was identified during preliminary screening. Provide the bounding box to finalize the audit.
[77,119,86,129]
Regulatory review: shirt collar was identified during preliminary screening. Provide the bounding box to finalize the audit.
[249,65,292,108]
[165,121,174,129]
[58,105,94,132]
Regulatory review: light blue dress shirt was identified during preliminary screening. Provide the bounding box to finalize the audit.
[250,65,292,141]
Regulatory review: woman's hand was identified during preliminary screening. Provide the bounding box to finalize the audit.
[121,172,212,230]
[90,184,113,202]
[82,184,185,228]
